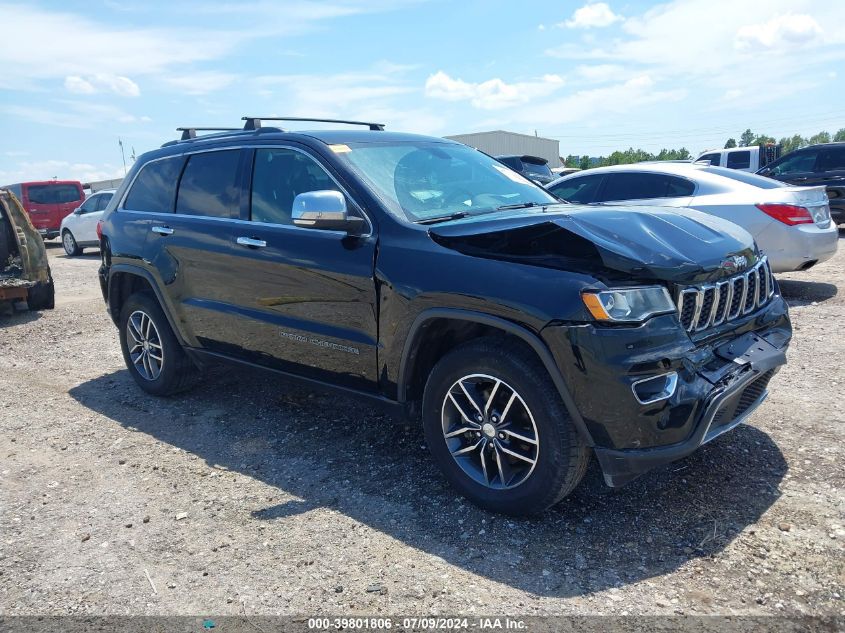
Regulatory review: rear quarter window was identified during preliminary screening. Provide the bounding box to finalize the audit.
[548,174,603,203]
[726,151,751,169]
[124,157,184,213]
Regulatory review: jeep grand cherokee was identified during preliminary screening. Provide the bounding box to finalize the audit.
[97,117,791,515]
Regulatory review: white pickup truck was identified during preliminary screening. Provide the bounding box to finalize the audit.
[695,144,782,173]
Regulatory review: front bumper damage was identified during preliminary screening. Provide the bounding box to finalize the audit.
[542,295,791,487]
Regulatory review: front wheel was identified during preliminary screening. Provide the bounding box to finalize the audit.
[118,292,197,396]
[422,337,590,516]
[62,230,81,256]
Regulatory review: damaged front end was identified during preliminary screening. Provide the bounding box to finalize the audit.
[0,189,55,311]
[429,205,791,486]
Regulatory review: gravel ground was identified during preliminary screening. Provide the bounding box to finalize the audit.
[1,237,843,618]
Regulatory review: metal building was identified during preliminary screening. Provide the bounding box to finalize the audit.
[445,130,561,166]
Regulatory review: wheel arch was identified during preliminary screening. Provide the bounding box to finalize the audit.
[397,308,594,446]
[107,264,187,346]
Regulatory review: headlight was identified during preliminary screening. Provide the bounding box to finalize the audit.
[581,286,675,323]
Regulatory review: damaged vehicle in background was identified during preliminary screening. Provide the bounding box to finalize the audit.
[0,189,55,313]
[98,118,791,515]
[546,162,837,273]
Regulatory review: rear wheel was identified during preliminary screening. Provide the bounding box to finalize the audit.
[26,274,55,311]
[62,230,81,256]
[422,337,590,516]
[119,292,196,396]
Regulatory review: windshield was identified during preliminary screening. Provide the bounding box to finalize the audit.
[334,142,559,222]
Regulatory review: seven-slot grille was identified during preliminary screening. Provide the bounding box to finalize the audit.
[676,257,774,332]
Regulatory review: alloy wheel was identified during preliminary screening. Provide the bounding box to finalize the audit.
[126,310,164,381]
[441,373,539,489]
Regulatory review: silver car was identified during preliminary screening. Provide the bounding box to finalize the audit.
[546,163,838,273]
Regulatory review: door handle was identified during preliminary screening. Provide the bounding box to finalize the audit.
[236,236,267,248]
[151,226,174,236]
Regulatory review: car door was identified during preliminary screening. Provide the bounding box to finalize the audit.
[77,192,113,242]
[594,172,695,208]
[216,145,379,391]
[69,194,99,239]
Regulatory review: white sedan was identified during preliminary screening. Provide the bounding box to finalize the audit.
[546,163,838,273]
[59,189,115,256]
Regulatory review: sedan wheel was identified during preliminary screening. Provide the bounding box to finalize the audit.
[62,230,81,256]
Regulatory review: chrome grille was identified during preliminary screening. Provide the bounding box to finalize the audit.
[676,257,773,333]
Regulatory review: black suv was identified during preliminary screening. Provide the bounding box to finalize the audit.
[98,117,792,515]
[757,142,845,225]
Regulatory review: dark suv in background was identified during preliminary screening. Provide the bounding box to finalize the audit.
[495,154,555,185]
[97,117,792,515]
[758,142,845,225]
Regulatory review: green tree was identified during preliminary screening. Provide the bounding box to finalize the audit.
[724,138,737,149]
[834,128,845,142]
[739,129,755,147]
[808,131,831,145]
[564,154,579,168]
[752,134,775,146]
[779,134,807,154]
[579,155,591,171]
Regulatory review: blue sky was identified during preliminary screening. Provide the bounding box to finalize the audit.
[0,0,842,183]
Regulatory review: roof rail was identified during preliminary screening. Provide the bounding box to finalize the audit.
[242,116,385,131]
[177,127,241,141]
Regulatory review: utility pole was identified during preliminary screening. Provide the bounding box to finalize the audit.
[118,138,127,176]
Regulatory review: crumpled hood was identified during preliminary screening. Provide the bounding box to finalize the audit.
[428,204,757,283]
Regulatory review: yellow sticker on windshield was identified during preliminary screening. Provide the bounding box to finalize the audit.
[329,144,352,153]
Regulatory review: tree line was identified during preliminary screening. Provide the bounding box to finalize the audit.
[564,127,845,170]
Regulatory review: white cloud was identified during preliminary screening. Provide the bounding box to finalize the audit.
[0,160,125,184]
[575,64,625,83]
[65,74,140,97]
[162,72,238,95]
[511,74,686,127]
[424,71,565,110]
[2,101,150,129]
[563,2,622,28]
[735,14,823,50]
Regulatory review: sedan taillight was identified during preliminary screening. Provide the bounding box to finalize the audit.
[756,203,814,226]
[96,219,104,240]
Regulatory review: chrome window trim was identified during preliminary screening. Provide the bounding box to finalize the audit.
[118,143,374,237]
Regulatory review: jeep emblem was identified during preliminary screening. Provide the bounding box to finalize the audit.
[720,255,747,274]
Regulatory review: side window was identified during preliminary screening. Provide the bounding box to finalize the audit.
[770,150,817,176]
[176,150,241,218]
[548,174,603,204]
[79,195,99,213]
[726,151,751,169]
[597,173,672,201]
[816,147,845,172]
[96,192,114,211]
[699,153,720,166]
[250,148,341,225]
[124,156,184,213]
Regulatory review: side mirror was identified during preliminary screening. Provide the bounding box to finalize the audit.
[292,190,366,234]
[73,207,82,215]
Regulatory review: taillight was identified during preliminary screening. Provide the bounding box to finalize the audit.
[756,203,814,226]
[96,219,104,240]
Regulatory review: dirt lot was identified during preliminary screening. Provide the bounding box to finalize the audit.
[1,237,843,618]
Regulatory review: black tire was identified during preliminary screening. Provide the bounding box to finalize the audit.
[62,230,82,256]
[422,337,590,516]
[27,273,55,311]
[118,291,197,396]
